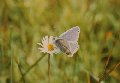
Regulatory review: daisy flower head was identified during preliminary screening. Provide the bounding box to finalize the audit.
[38,36,60,56]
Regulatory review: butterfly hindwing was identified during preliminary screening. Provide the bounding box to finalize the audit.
[67,42,79,57]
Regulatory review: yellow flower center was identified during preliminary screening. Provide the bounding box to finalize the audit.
[48,44,54,51]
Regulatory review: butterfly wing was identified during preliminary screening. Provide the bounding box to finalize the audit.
[59,26,80,42]
[68,42,79,57]
[54,39,71,55]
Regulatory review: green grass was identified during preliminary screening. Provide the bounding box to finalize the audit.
[0,0,120,83]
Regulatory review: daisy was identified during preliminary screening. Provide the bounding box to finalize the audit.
[37,36,60,55]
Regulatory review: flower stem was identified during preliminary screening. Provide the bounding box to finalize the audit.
[18,54,46,83]
[48,54,50,83]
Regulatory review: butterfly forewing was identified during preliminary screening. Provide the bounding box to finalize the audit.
[59,26,80,42]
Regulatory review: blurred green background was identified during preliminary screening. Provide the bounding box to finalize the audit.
[0,0,120,83]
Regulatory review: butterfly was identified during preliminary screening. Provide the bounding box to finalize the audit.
[54,26,80,57]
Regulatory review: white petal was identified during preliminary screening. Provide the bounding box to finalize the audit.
[67,54,73,57]
[42,39,44,45]
[43,37,46,41]
[38,48,44,51]
[37,43,43,47]
[50,53,53,56]
[48,51,54,56]
[49,36,53,43]
[45,36,48,43]
[40,50,45,53]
